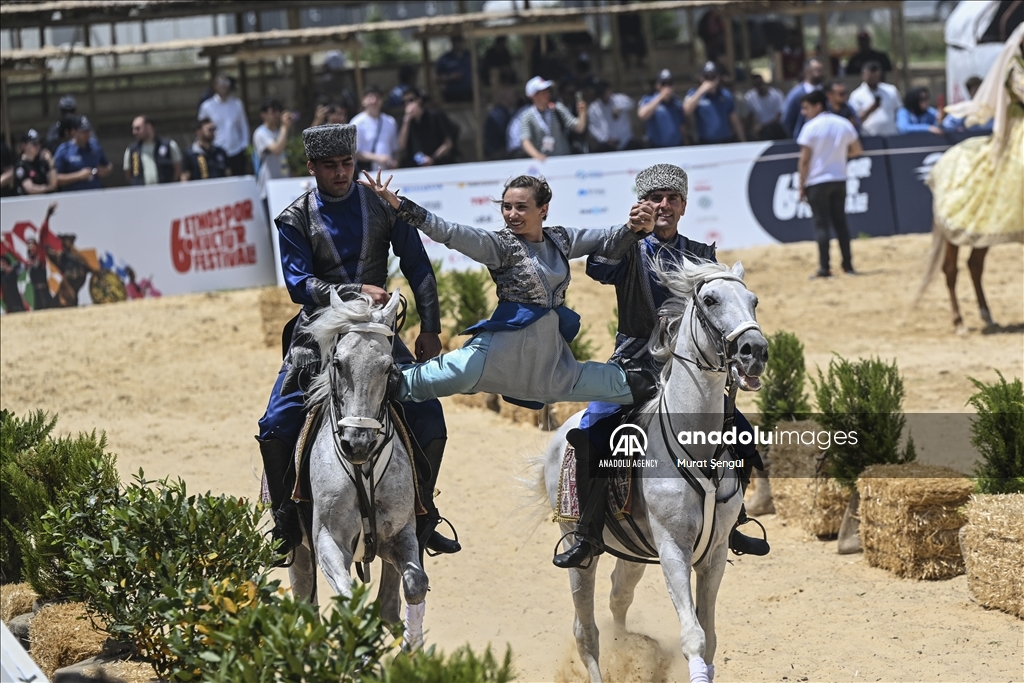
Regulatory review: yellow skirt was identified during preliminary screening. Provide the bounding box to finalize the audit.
[927,115,1024,247]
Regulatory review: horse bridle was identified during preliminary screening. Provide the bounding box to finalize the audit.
[668,273,761,375]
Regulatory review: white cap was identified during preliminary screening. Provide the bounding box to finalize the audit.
[525,76,553,98]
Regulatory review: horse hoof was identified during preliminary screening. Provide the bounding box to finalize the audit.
[955,323,968,335]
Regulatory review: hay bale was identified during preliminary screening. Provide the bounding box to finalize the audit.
[768,420,851,537]
[857,463,974,580]
[959,493,1024,618]
[0,582,38,622]
[30,601,107,677]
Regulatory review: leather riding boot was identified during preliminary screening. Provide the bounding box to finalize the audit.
[418,438,461,555]
[553,428,608,569]
[258,437,303,556]
[619,359,659,406]
[729,503,770,556]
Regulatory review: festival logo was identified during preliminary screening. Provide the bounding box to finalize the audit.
[470,196,491,206]
[577,188,606,197]
[170,200,258,274]
[579,207,609,215]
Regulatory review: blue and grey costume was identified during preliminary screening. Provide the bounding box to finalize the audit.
[392,199,646,407]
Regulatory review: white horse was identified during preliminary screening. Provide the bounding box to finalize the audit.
[541,259,768,683]
[289,290,429,649]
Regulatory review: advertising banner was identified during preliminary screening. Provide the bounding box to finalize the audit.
[0,177,277,313]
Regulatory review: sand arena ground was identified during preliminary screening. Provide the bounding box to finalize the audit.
[2,233,1022,682]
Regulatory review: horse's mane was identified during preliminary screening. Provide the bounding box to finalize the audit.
[635,257,734,427]
[304,293,381,406]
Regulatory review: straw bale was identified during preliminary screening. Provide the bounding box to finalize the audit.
[80,659,162,683]
[959,493,1024,618]
[0,582,38,622]
[857,463,974,580]
[768,420,851,537]
[30,601,107,677]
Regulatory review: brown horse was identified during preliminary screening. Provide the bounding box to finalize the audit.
[917,225,996,334]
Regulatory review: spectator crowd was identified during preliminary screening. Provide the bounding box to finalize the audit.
[1,30,986,202]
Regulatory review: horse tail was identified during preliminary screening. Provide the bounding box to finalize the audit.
[913,218,946,307]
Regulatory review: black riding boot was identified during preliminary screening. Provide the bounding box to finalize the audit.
[258,437,303,556]
[619,359,659,405]
[417,437,461,555]
[729,503,770,556]
[553,428,608,569]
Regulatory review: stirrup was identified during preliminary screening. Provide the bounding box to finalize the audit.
[729,515,769,557]
[265,528,296,568]
[424,516,461,557]
[552,530,601,570]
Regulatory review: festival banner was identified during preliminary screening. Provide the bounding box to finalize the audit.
[0,177,277,314]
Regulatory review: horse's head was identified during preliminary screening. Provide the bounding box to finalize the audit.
[308,290,403,465]
[653,259,768,392]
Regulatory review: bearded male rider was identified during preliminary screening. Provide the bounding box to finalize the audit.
[257,124,458,559]
[553,163,770,569]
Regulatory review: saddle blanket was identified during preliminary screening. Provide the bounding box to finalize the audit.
[554,442,634,523]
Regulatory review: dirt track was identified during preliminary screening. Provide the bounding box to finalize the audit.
[2,233,1022,682]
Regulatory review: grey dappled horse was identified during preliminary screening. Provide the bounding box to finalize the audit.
[289,290,429,649]
[541,260,768,683]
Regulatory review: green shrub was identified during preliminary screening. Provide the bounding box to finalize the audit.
[0,409,119,584]
[569,325,596,362]
[382,644,514,683]
[755,330,812,432]
[54,472,275,674]
[812,356,916,488]
[442,268,492,336]
[607,306,619,340]
[162,579,395,682]
[967,372,1024,494]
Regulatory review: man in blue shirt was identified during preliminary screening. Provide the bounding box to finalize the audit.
[683,62,746,144]
[782,58,824,137]
[637,69,687,147]
[435,35,473,103]
[53,116,111,192]
[259,123,458,560]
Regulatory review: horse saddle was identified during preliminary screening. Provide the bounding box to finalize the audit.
[553,442,634,524]
[289,402,428,517]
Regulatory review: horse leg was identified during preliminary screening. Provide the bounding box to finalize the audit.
[314,521,354,599]
[564,529,604,683]
[693,543,730,683]
[376,561,402,626]
[651,521,709,683]
[381,524,429,651]
[967,247,994,328]
[288,537,318,605]
[941,241,966,333]
[609,558,646,631]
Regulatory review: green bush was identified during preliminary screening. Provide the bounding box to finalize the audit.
[812,356,916,488]
[967,372,1024,494]
[607,306,619,340]
[53,472,276,674]
[441,268,492,336]
[361,5,417,65]
[382,644,514,683]
[569,325,596,362]
[755,330,812,432]
[0,409,119,584]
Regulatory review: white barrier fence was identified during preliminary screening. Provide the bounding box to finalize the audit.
[1,177,277,312]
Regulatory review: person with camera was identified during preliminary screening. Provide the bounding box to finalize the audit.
[683,62,746,145]
[253,99,295,200]
[848,61,901,137]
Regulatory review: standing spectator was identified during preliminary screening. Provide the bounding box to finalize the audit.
[782,59,825,138]
[617,13,647,68]
[506,99,531,158]
[518,76,587,162]
[311,101,349,127]
[588,80,639,152]
[942,76,990,132]
[683,62,746,144]
[182,118,231,181]
[744,73,787,140]
[638,69,686,148]
[399,89,458,167]
[826,82,862,134]
[45,95,77,153]
[848,62,902,137]
[796,90,863,278]
[386,65,420,109]
[780,28,807,81]
[252,99,295,200]
[435,35,473,103]
[14,130,57,195]
[484,87,516,160]
[53,116,112,192]
[697,9,728,63]
[198,75,250,176]
[351,86,399,173]
[480,36,517,86]
[896,87,943,135]
[1,139,15,197]
[123,116,182,186]
[845,30,893,77]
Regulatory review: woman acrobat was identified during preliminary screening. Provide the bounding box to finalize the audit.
[358,170,658,407]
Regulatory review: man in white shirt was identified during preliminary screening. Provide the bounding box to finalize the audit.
[743,73,786,140]
[587,80,638,152]
[796,89,863,278]
[351,86,399,173]
[198,75,251,175]
[252,99,294,200]
[848,61,901,137]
